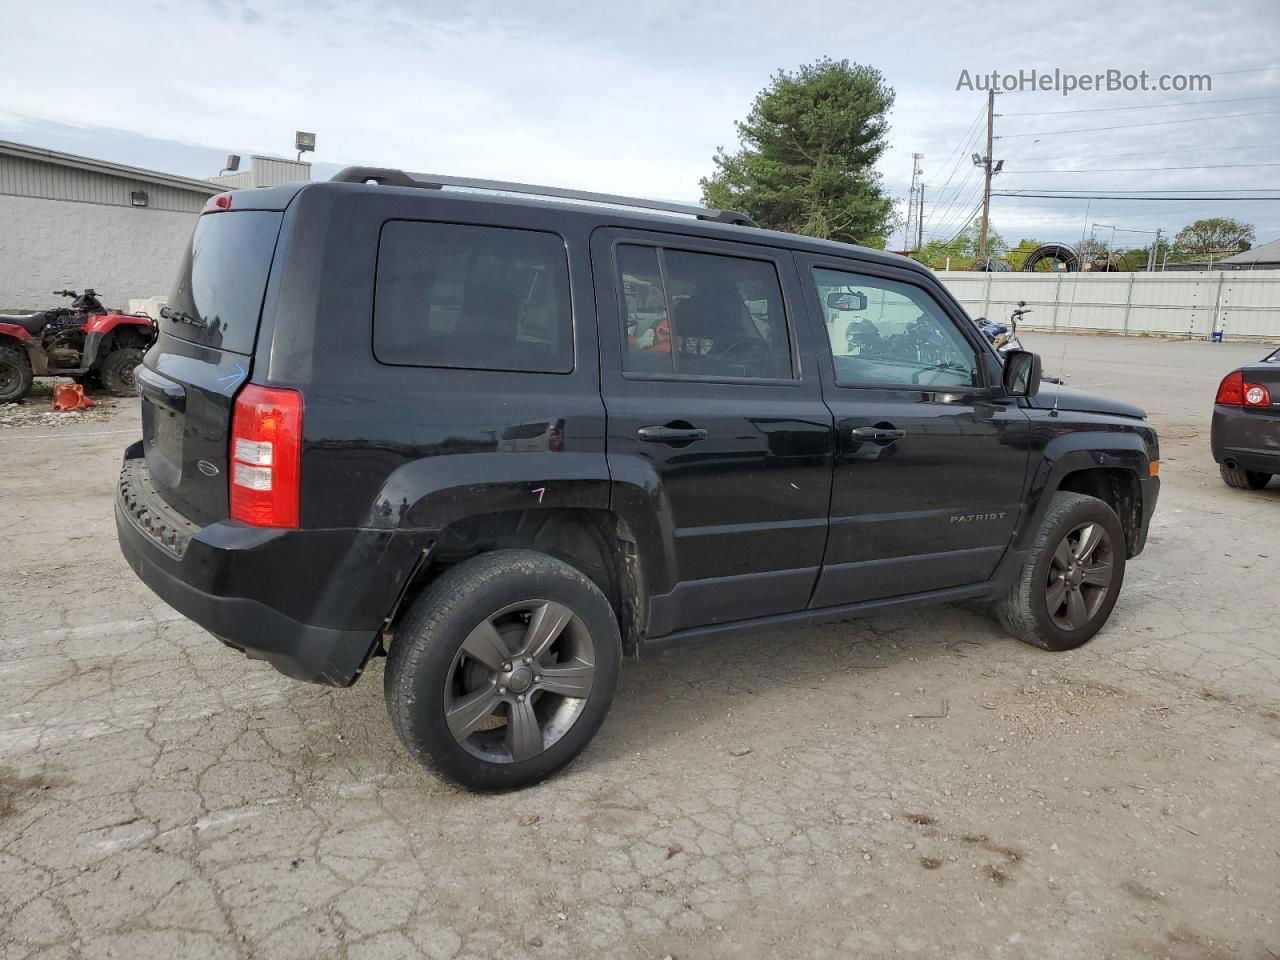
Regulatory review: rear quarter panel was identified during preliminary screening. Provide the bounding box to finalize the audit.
[256,184,610,535]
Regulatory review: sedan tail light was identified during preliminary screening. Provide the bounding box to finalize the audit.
[1215,371,1244,405]
[1215,370,1272,407]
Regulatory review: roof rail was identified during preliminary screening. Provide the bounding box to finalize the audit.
[329,166,759,228]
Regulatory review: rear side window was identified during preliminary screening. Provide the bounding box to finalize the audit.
[374,221,573,373]
[618,244,793,380]
[166,211,283,355]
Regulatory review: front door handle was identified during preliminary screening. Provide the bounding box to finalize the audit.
[638,424,708,444]
[851,426,906,442]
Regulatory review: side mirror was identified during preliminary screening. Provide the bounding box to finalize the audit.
[826,290,868,311]
[1002,350,1042,397]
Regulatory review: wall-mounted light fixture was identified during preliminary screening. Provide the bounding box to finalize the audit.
[130,191,149,207]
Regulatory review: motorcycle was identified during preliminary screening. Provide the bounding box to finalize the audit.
[973,301,1063,384]
[973,300,1030,358]
[0,289,156,403]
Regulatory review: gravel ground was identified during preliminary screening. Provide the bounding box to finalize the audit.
[2,335,1278,960]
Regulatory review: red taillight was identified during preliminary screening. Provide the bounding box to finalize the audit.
[1215,370,1244,405]
[230,385,303,528]
[203,193,233,213]
[1216,370,1272,407]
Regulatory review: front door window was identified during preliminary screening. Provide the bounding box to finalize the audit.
[812,268,980,389]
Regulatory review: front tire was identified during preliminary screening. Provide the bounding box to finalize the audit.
[0,344,33,403]
[385,549,621,791]
[99,347,144,397]
[1220,463,1272,490]
[995,492,1127,651]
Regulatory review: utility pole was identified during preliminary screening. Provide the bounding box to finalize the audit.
[977,89,996,261]
[917,182,925,252]
[904,152,924,252]
[1147,228,1162,272]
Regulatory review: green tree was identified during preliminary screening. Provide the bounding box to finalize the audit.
[1172,217,1255,261]
[917,221,1007,270]
[1005,238,1042,271]
[701,59,895,246]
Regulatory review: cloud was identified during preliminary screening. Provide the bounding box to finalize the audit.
[5,0,1280,244]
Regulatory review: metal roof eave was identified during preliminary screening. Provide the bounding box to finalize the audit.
[0,138,223,195]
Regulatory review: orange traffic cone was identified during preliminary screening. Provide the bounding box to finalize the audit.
[52,383,95,410]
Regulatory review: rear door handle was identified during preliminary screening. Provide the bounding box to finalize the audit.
[638,425,708,443]
[851,426,906,442]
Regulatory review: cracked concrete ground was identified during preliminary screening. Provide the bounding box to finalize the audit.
[2,334,1278,959]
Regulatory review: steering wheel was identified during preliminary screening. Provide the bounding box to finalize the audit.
[713,338,773,375]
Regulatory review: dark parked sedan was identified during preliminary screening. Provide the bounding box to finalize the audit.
[1212,346,1280,490]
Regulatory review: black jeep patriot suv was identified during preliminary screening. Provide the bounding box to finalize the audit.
[116,168,1160,790]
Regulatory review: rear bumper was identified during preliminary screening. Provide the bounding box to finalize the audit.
[1211,405,1280,474]
[115,443,418,686]
[1133,475,1159,557]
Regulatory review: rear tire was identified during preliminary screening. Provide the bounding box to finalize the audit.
[995,492,1126,651]
[99,347,144,397]
[1220,463,1272,490]
[385,549,621,791]
[0,344,33,403]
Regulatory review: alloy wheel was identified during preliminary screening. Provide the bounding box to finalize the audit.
[443,600,596,763]
[1044,521,1115,631]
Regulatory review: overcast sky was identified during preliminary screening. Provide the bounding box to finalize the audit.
[4,0,1279,257]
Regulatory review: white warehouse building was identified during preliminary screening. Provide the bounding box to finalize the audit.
[0,140,309,312]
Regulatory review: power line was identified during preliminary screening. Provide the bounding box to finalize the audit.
[924,178,984,240]
[997,187,1280,194]
[911,104,985,239]
[994,191,1280,201]
[1005,160,1280,173]
[921,166,982,234]
[921,157,982,216]
[924,197,984,248]
[923,127,983,208]
[917,110,987,235]
[925,104,985,182]
[939,199,984,246]
[995,108,1280,139]
[927,164,980,205]
[1212,64,1280,75]
[998,94,1279,116]
[1005,142,1280,163]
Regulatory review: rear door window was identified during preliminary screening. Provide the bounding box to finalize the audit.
[374,221,573,373]
[618,244,793,380]
[165,211,283,355]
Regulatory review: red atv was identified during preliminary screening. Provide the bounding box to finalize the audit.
[0,289,156,403]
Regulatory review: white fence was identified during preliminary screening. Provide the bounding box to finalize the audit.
[937,270,1280,341]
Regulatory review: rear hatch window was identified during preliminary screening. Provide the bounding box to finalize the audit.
[163,210,283,355]
[139,209,283,526]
